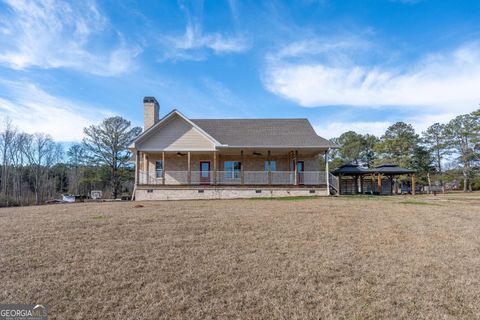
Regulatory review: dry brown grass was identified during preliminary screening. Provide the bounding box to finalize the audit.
[1,193,480,319]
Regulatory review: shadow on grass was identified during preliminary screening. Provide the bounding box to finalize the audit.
[400,200,442,206]
[249,196,320,201]
[343,194,378,199]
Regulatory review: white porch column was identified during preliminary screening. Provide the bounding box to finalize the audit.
[213,151,217,185]
[162,151,165,185]
[187,152,191,185]
[135,150,140,186]
[267,150,271,185]
[294,150,298,186]
[325,149,330,193]
[240,150,244,185]
[144,152,149,184]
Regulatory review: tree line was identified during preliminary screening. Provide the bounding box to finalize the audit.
[0,108,479,206]
[329,109,480,192]
[0,117,140,206]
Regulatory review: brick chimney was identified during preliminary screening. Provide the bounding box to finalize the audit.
[143,96,159,130]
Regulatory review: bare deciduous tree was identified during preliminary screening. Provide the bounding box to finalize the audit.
[22,133,59,204]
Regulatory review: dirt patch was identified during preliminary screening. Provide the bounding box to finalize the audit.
[1,194,480,319]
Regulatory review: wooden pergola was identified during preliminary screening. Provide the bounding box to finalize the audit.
[332,163,417,195]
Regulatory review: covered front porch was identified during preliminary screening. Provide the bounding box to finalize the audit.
[135,149,335,187]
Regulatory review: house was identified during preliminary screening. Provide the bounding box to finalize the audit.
[129,97,339,200]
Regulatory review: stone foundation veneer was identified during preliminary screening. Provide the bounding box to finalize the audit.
[135,187,328,201]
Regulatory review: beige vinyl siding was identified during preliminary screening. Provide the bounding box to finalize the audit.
[138,115,216,151]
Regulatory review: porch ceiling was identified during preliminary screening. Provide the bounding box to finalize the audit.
[140,149,324,157]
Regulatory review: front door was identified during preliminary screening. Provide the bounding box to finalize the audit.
[297,161,305,185]
[200,161,211,184]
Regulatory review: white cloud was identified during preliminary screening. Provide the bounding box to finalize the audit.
[0,0,140,76]
[313,111,462,139]
[159,1,249,62]
[161,23,249,62]
[264,41,480,112]
[0,79,114,141]
[314,121,392,139]
[273,37,370,60]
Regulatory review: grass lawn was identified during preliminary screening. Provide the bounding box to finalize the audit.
[1,193,480,319]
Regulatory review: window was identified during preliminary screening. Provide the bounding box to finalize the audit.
[265,161,277,172]
[155,160,163,178]
[224,161,241,179]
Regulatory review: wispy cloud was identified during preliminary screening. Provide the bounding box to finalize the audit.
[314,121,392,139]
[167,23,249,54]
[264,40,480,112]
[272,37,371,60]
[159,1,250,61]
[314,113,459,139]
[200,77,253,117]
[0,79,113,141]
[0,0,140,76]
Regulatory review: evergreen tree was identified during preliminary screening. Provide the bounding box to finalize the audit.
[82,117,141,199]
[422,123,449,185]
[444,112,480,192]
[375,122,419,168]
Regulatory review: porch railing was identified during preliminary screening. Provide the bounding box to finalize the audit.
[328,173,339,191]
[138,170,329,186]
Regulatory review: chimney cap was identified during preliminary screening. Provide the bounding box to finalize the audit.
[143,96,158,104]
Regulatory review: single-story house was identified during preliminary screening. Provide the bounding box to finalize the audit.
[129,97,339,200]
[332,163,417,195]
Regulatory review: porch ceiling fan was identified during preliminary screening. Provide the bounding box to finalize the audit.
[252,151,262,156]
[177,152,187,157]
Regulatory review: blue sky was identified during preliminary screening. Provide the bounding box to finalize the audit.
[0,0,480,141]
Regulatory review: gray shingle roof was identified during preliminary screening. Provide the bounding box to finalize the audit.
[373,164,416,175]
[332,163,416,176]
[332,163,371,175]
[191,118,336,148]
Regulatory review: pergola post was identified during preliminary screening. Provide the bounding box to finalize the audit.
[412,174,416,195]
[389,175,394,195]
[338,174,342,195]
[377,174,382,195]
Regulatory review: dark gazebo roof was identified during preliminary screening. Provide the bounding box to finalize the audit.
[332,163,371,175]
[371,164,416,175]
[332,163,416,176]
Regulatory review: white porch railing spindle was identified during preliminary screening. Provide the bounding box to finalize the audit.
[138,170,329,186]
